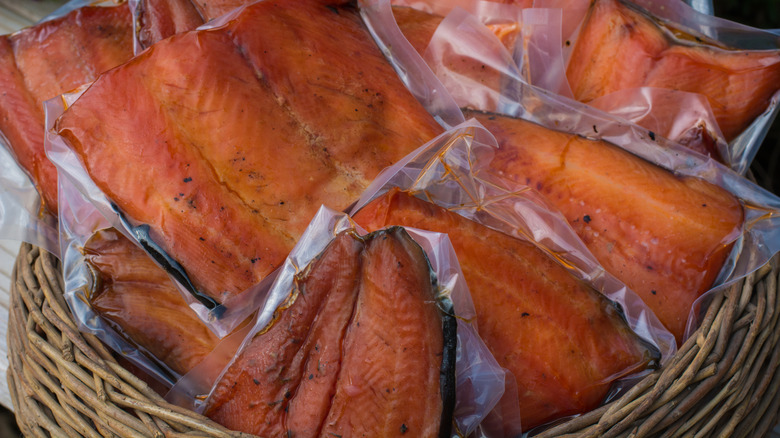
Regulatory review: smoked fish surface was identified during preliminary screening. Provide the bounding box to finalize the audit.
[205,228,455,437]
[468,110,743,344]
[85,229,219,377]
[136,0,204,49]
[0,4,132,215]
[353,189,658,430]
[136,0,262,49]
[55,0,443,306]
[566,0,780,142]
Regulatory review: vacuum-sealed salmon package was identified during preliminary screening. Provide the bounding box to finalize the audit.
[0,0,133,254]
[346,117,672,431]
[47,0,447,337]
[365,0,780,348]
[562,0,780,173]
[386,0,780,173]
[166,205,506,437]
[58,173,220,388]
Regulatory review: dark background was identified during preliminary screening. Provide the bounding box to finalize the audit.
[720,0,780,193]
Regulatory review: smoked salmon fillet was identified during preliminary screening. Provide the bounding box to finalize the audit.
[353,189,658,429]
[85,229,219,377]
[468,110,743,344]
[205,228,456,437]
[0,4,133,215]
[567,0,780,142]
[55,0,443,308]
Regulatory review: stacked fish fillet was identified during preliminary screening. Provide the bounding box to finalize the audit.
[1,0,776,435]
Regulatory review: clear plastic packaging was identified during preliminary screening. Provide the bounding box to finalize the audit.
[0,138,57,254]
[364,0,780,344]
[0,0,132,255]
[47,87,275,339]
[561,0,780,174]
[348,117,674,431]
[351,118,675,357]
[58,173,183,387]
[167,206,507,437]
[48,0,450,338]
[389,0,780,173]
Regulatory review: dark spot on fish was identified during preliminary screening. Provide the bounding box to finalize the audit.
[251,258,260,264]
[279,201,285,205]
[648,131,656,141]
[285,391,292,399]
[309,374,314,380]
[179,193,184,197]
[647,265,653,271]
[481,64,486,70]
[397,261,404,268]
[174,197,179,202]
[489,116,496,120]
[253,378,260,385]
[521,312,530,317]
[536,182,543,191]
[565,40,571,46]
[702,203,707,207]
[199,237,205,241]
[695,36,703,43]
[183,177,192,182]
[593,125,598,133]
[651,290,657,295]
[401,424,408,434]
[583,215,591,223]
[326,5,339,14]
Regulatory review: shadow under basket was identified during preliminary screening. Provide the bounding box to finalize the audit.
[7,242,780,438]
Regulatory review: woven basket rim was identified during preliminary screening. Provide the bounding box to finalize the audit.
[7,243,780,437]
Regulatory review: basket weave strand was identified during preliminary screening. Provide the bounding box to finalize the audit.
[7,242,780,437]
[7,243,256,438]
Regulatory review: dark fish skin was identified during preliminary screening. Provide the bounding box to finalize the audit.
[0,4,133,215]
[85,229,219,378]
[55,0,443,307]
[205,228,455,438]
[353,189,659,430]
[468,110,743,345]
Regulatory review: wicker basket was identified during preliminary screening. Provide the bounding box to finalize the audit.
[7,242,780,437]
